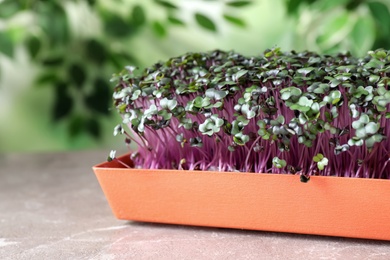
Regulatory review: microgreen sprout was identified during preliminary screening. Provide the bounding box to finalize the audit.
[313,153,329,171]
[107,150,116,162]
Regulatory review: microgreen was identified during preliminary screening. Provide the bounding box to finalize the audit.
[110,48,390,179]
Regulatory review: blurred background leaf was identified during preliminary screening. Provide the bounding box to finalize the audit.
[195,13,217,32]
[223,14,246,27]
[285,0,389,56]
[0,31,14,58]
[0,0,389,152]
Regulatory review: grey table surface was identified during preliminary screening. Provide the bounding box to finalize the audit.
[1,150,390,260]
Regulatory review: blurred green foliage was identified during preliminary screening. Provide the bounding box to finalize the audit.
[0,0,389,152]
[0,0,250,141]
[284,0,390,55]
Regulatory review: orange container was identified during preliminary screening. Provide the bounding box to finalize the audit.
[93,153,390,241]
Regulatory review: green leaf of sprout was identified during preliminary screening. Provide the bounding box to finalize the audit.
[272,157,287,168]
[205,88,227,100]
[313,153,324,163]
[233,132,250,145]
[314,153,328,170]
[234,70,248,80]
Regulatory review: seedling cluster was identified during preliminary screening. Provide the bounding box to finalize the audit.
[110,48,390,179]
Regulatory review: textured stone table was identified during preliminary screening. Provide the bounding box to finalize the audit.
[1,150,390,260]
